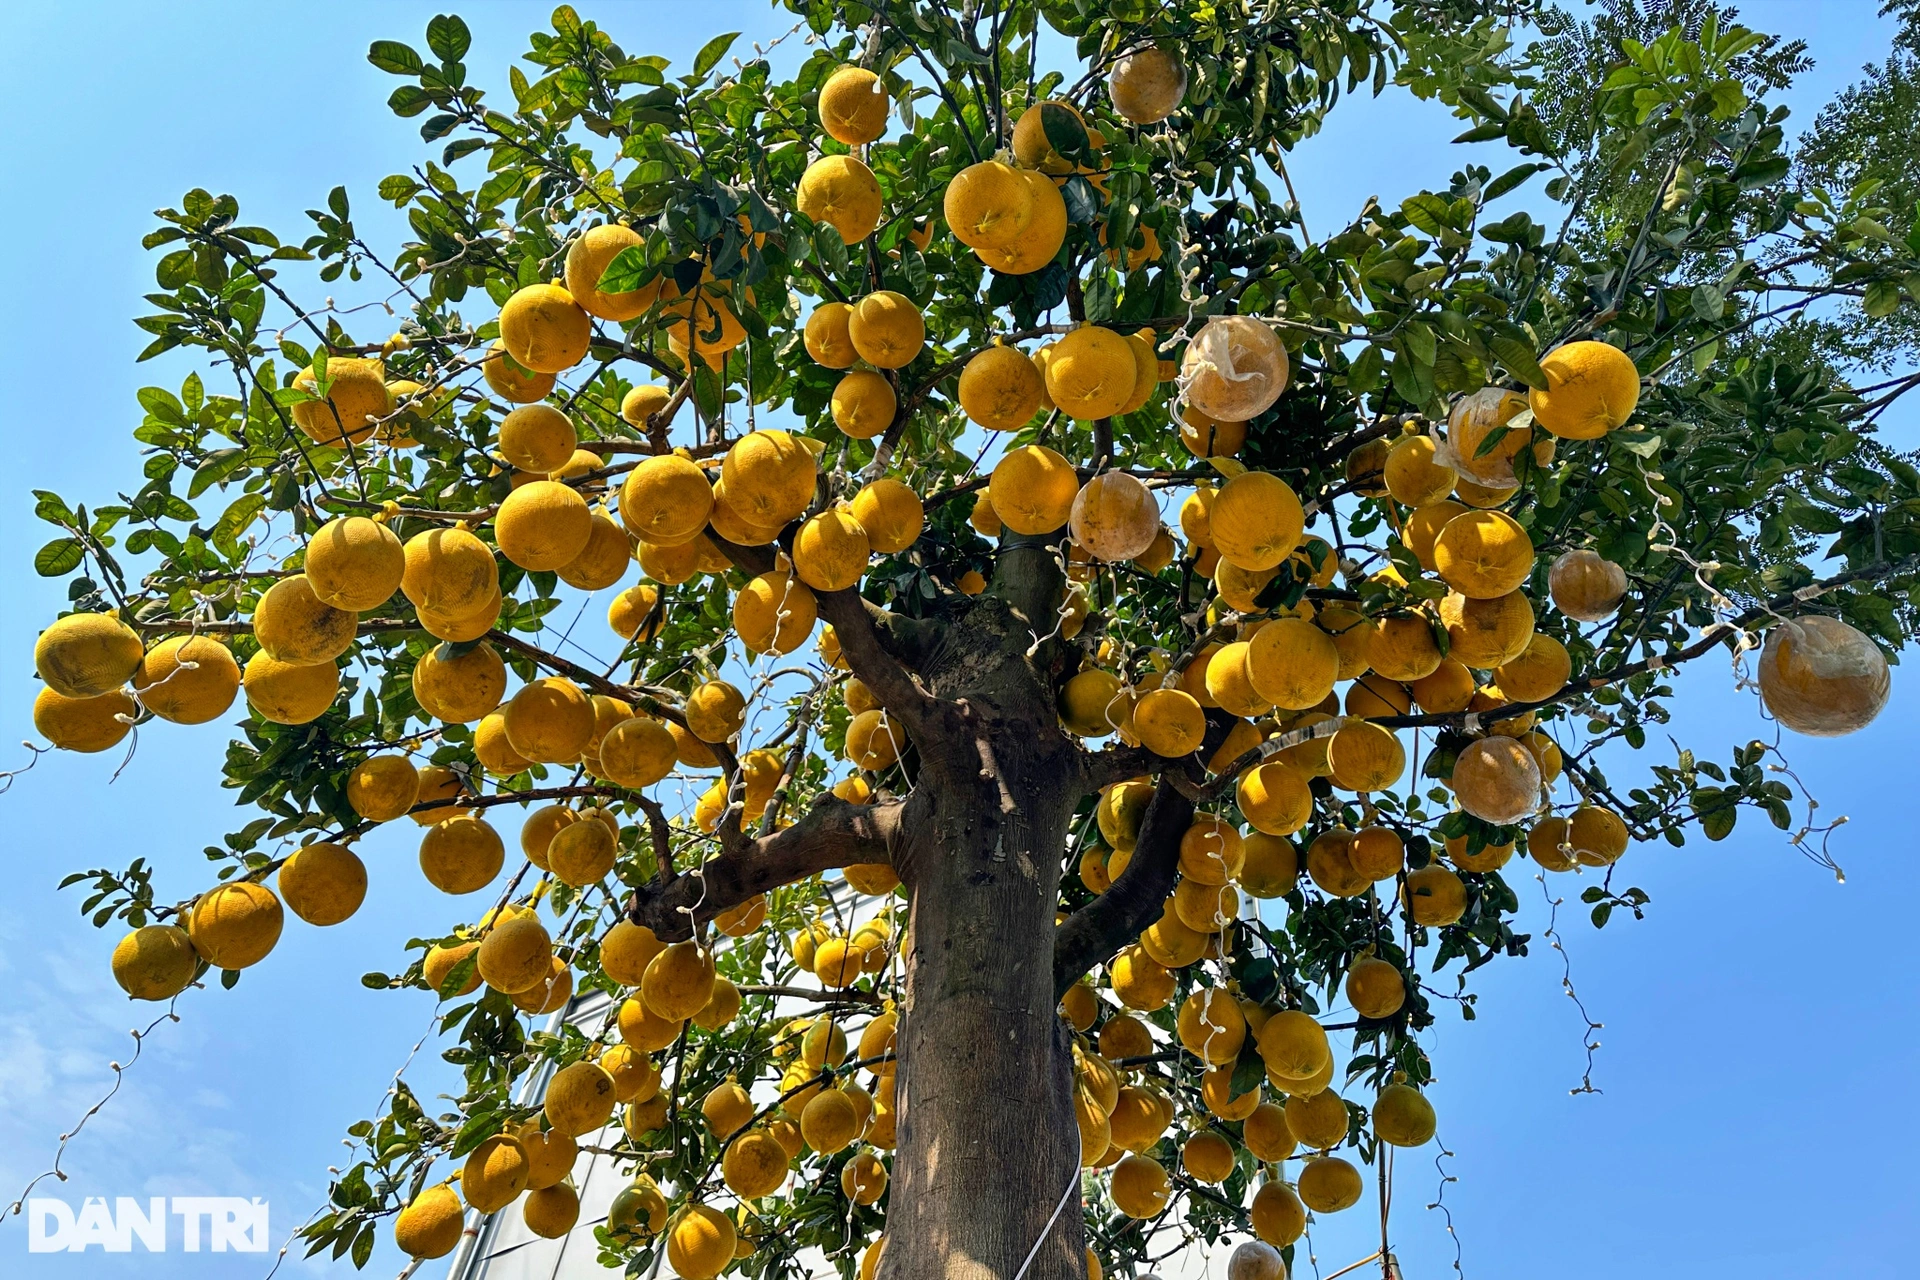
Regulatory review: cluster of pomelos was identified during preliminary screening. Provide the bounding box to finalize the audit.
[32,33,1900,1280]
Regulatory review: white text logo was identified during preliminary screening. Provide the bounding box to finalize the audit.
[26,1197,269,1253]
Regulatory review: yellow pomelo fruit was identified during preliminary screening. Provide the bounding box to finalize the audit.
[1251,1180,1306,1246]
[134,635,241,724]
[562,222,648,321]
[417,584,501,644]
[111,924,197,1000]
[1070,471,1161,561]
[500,283,592,374]
[1099,1013,1153,1061]
[305,516,405,611]
[1110,945,1174,1010]
[845,708,902,770]
[473,711,529,775]
[36,612,144,699]
[291,357,388,446]
[1205,642,1271,718]
[34,686,135,753]
[394,1184,464,1259]
[1179,816,1244,885]
[643,940,716,1021]
[509,955,573,1016]
[608,583,665,642]
[1538,805,1630,867]
[412,641,506,724]
[841,1149,888,1204]
[959,343,1045,430]
[410,764,464,824]
[420,813,505,895]
[1237,831,1299,897]
[504,677,594,762]
[620,454,714,547]
[242,650,339,724]
[1257,1009,1330,1083]
[1438,589,1534,669]
[1060,980,1099,1030]
[1059,667,1125,738]
[498,403,578,474]
[723,1129,790,1200]
[1367,612,1443,683]
[1530,340,1640,439]
[1328,720,1405,792]
[819,64,893,144]
[721,430,818,528]
[1297,1156,1363,1213]
[1374,1081,1437,1147]
[733,570,818,655]
[796,154,882,246]
[1495,633,1571,703]
[1285,1087,1350,1150]
[1242,1101,1297,1163]
[1237,761,1311,837]
[1176,987,1247,1064]
[1433,510,1534,599]
[800,1088,861,1155]
[793,508,871,592]
[850,478,923,554]
[1444,387,1540,485]
[944,160,1036,249]
[1409,658,1474,714]
[597,716,677,789]
[188,881,283,970]
[1213,557,1277,612]
[1758,614,1891,736]
[278,841,366,926]
[462,1133,531,1213]
[1178,409,1246,458]
[495,481,593,572]
[1346,955,1405,1019]
[544,1061,618,1137]
[478,912,552,994]
[1384,433,1458,507]
[619,995,685,1052]
[422,941,481,997]
[988,443,1079,534]
[601,920,666,987]
[401,527,497,617]
[522,1182,579,1239]
[1132,687,1205,757]
[1109,1154,1171,1218]
[1045,325,1137,420]
[685,679,745,744]
[548,816,617,887]
[1199,1063,1261,1121]
[1210,471,1304,572]
[1549,548,1628,621]
[1182,316,1289,422]
[1305,828,1368,897]
[974,170,1067,274]
[829,368,896,440]
[1097,779,1154,851]
[1402,863,1467,926]
[1347,826,1404,881]
[482,341,555,404]
[1243,617,1339,710]
[557,512,631,591]
[1404,500,1466,572]
[1317,603,1375,680]
[1108,46,1187,122]
[621,385,671,430]
[804,302,858,368]
[253,575,357,665]
[847,290,924,369]
[1012,99,1091,173]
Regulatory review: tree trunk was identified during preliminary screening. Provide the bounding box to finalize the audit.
[881,550,1088,1280]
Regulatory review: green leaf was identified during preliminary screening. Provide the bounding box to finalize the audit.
[1864,280,1902,318]
[367,40,424,75]
[595,243,658,295]
[1483,162,1547,203]
[35,538,85,577]
[692,32,740,81]
[1486,331,1548,391]
[425,14,471,61]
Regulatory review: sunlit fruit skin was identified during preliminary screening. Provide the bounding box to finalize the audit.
[797,154,883,247]
[111,924,198,1000]
[1529,340,1641,440]
[34,686,136,752]
[36,612,144,699]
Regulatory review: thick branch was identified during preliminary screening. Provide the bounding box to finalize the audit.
[1050,773,1195,1000]
[625,794,910,940]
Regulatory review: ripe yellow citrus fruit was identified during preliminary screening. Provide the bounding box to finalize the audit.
[111,924,198,1000]
[1285,1086,1350,1150]
[944,160,1036,249]
[1373,1081,1437,1147]
[721,429,818,528]
[462,1133,531,1213]
[305,516,405,611]
[988,443,1080,534]
[1257,1010,1330,1084]
[804,301,857,368]
[1238,831,1300,897]
[1549,548,1628,621]
[500,283,591,374]
[1433,510,1535,599]
[498,403,578,474]
[34,686,135,753]
[1132,687,1206,757]
[1109,1153,1171,1218]
[188,881,284,970]
[545,1060,618,1136]
[563,222,647,321]
[420,813,505,895]
[482,341,555,404]
[643,940,717,1021]
[793,508,871,592]
[394,1183,464,1258]
[1297,1155,1363,1212]
[1070,471,1161,561]
[291,357,389,446]
[277,841,366,926]
[1402,863,1468,926]
[478,911,552,993]
[797,154,883,246]
[36,612,144,700]
[847,290,924,369]
[412,641,506,724]
[1044,325,1137,420]
[1438,589,1534,668]
[1384,433,1458,507]
[1346,955,1405,1019]
[1210,471,1304,572]
[1250,1181,1306,1245]
[134,635,242,724]
[958,343,1046,430]
[1758,614,1891,736]
[1530,340,1640,439]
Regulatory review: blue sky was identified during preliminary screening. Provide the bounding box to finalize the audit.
[0,3,1912,1278]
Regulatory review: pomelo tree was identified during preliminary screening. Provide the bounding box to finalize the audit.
[22,2,1920,1277]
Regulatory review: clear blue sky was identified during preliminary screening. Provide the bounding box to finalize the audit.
[0,3,1911,1278]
